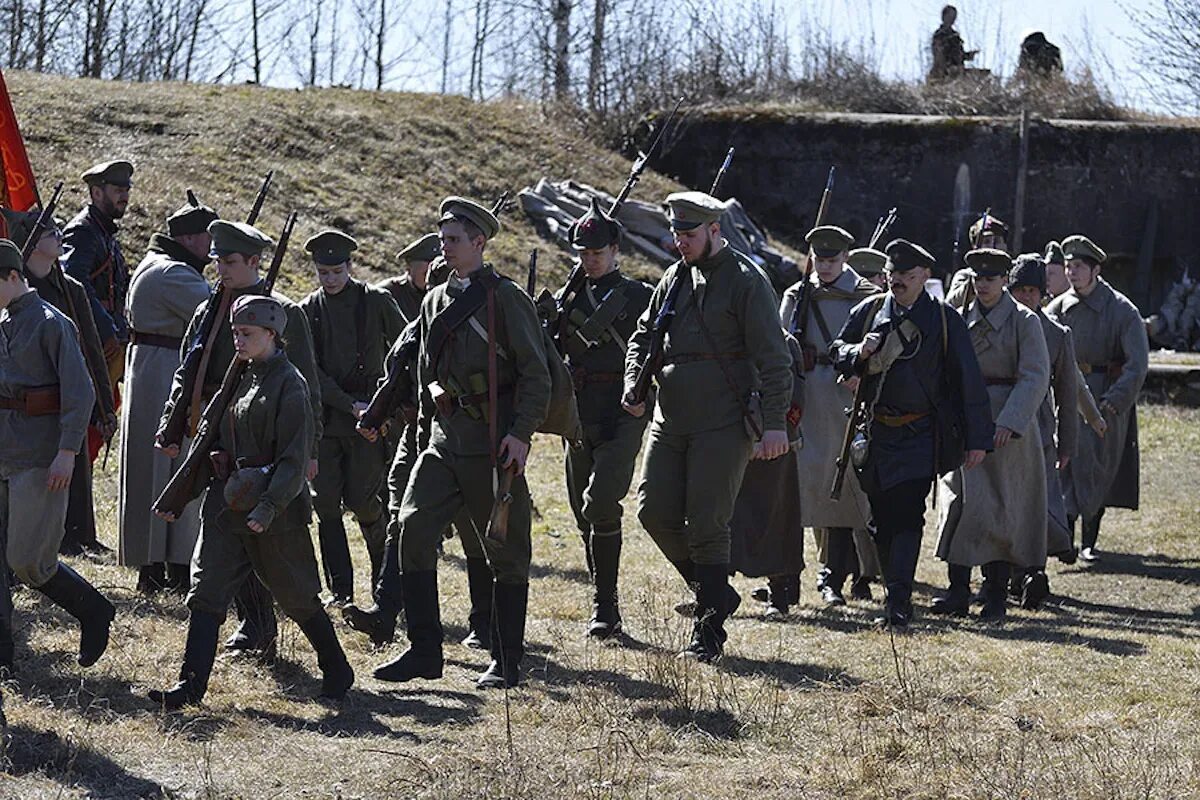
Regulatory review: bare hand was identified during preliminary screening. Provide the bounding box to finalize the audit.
[306,459,319,481]
[1091,414,1109,437]
[101,413,119,440]
[841,375,860,394]
[155,510,177,523]
[352,401,369,420]
[155,435,181,459]
[246,519,266,533]
[498,434,531,475]
[857,332,883,362]
[622,399,646,418]
[46,450,75,491]
[752,429,789,461]
[964,449,986,470]
[993,426,1015,449]
[356,424,379,443]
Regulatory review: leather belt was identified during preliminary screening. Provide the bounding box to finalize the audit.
[0,386,62,416]
[572,369,623,385]
[873,410,929,427]
[455,384,514,408]
[1078,360,1124,378]
[131,330,183,350]
[663,351,747,366]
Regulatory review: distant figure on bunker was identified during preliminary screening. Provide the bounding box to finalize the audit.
[930,5,977,80]
[1017,32,1064,78]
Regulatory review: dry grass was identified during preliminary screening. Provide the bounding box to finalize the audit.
[0,404,1196,799]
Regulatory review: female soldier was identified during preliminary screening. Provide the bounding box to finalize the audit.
[150,295,353,709]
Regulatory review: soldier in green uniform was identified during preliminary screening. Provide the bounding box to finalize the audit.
[623,191,792,662]
[0,239,113,673]
[550,198,652,638]
[379,233,439,321]
[372,197,550,689]
[929,5,978,80]
[150,294,353,709]
[849,247,887,292]
[157,220,324,660]
[300,230,404,606]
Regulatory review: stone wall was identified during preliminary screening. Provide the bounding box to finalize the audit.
[649,110,1200,312]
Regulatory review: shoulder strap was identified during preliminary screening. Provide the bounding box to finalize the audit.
[810,297,835,345]
[688,272,761,439]
[425,279,490,367]
[354,282,369,378]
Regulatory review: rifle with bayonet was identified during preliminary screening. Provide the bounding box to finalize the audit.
[153,210,298,518]
[547,98,684,351]
[710,147,734,197]
[156,171,274,450]
[787,166,836,337]
[828,208,899,500]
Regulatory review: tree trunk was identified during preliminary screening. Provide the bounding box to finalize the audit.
[440,0,452,93]
[586,0,606,111]
[552,0,572,102]
[251,0,262,83]
[374,0,385,91]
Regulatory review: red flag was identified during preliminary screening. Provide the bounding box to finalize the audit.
[0,66,38,211]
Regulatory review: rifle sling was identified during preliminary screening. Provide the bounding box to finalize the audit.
[425,276,494,369]
[307,282,371,396]
[189,288,231,437]
[576,282,629,351]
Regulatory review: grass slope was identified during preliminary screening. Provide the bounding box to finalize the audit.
[8,70,683,292]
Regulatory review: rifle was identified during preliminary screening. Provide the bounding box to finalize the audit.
[958,207,990,308]
[154,210,298,518]
[18,181,63,271]
[870,207,898,249]
[710,147,735,197]
[526,249,537,297]
[788,166,837,336]
[609,96,683,216]
[158,171,275,448]
[485,465,517,543]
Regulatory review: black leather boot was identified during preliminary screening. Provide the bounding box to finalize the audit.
[979,562,1010,621]
[1080,510,1104,562]
[461,557,493,650]
[317,518,354,605]
[672,559,740,619]
[930,563,971,617]
[680,564,730,663]
[360,516,388,592]
[478,581,528,689]
[343,528,403,646]
[765,574,796,618]
[1021,569,1050,610]
[586,532,622,639]
[373,570,443,682]
[136,564,168,595]
[227,573,278,661]
[299,609,355,701]
[166,563,191,595]
[148,610,221,710]
[35,562,116,667]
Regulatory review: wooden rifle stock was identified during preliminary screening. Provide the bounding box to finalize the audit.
[790,166,837,335]
[485,465,517,543]
[830,376,868,501]
[625,270,686,406]
[18,181,64,269]
[246,171,273,226]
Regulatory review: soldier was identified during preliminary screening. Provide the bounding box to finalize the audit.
[1043,242,1070,299]
[929,5,978,81]
[849,247,888,292]
[1017,32,1064,78]
[831,239,992,628]
[149,294,353,709]
[0,239,113,672]
[372,197,549,689]
[778,227,878,610]
[947,214,1010,309]
[119,193,216,594]
[931,249,1050,622]
[157,220,323,659]
[1008,254,1106,607]
[379,232,439,321]
[1,209,118,563]
[300,230,404,607]
[550,198,652,638]
[1046,236,1149,561]
[623,191,792,661]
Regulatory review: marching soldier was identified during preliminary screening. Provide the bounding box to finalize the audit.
[931,248,1050,622]
[157,220,324,659]
[947,214,1010,308]
[623,191,792,661]
[372,197,549,689]
[849,247,888,292]
[119,193,216,594]
[1008,254,1106,606]
[1,210,118,564]
[552,198,652,638]
[300,230,404,606]
[831,239,992,628]
[379,232,439,321]
[1044,241,1070,299]
[779,226,878,610]
[0,239,113,672]
[60,160,135,553]
[149,294,353,709]
[1046,236,1149,561]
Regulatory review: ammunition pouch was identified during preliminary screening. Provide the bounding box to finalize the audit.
[209,450,233,481]
[0,386,61,416]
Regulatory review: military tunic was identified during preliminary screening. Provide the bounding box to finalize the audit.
[62,204,130,346]
[626,244,792,566]
[1046,278,1149,518]
[119,235,211,567]
[557,268,652,537]
[936,293,1050,568]
[0,291,95,590]
[377,273,424,322]
[400,265,550,583]
[186,350,323,622]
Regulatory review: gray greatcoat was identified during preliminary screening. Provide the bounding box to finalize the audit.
[937,292,1050,568]
[779,268,877,528]
[1036,310,1084,556]
[1046,278,1149,518]
[118,244,211,567]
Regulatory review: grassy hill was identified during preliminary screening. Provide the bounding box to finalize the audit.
[8,70,683,293]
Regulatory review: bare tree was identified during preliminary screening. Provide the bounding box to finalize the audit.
[440,0,453,93]
[1126,0,1200,113]
[551,0,571,101]
[586,0,607,111]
